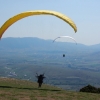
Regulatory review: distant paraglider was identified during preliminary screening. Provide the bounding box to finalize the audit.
[0,10,77,39]
[53,36,77,57]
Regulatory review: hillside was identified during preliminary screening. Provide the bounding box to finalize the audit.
[0,77,100,100]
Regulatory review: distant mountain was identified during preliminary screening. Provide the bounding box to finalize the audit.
[0,37,52,49]
[0,37,100,51]
[0,37,100,53]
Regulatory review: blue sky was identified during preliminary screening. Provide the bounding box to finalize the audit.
[0,0,100,45]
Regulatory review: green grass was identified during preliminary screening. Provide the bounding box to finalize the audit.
[0,77,100,100]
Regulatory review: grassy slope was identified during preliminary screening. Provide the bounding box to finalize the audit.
[0,77,100,100]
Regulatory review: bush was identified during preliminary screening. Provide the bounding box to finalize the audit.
[80,84,100,93]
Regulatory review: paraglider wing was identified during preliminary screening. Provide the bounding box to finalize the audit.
[0,10,77,39]
[53,36,77,45]
[53,37,61,42]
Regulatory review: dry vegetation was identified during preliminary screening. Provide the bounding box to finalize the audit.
[0,77,100,100]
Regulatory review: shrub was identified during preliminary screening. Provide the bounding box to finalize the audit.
[79,84,99,93]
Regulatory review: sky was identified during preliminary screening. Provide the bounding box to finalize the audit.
[0,0,100,45]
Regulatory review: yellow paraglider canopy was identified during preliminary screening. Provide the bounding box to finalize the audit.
[0,10,77,38]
